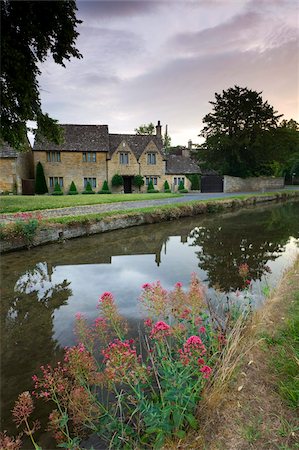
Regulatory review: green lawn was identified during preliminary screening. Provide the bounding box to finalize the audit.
[0,193,181,214]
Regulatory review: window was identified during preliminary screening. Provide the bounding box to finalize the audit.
[145,176,158,186]
[47,151,61,162]
[147,153,156,165]
[83,152,96,162]
[174,177,184,185]
[49,177,63,188]
[119,152,129,164]
[84,177,96,188]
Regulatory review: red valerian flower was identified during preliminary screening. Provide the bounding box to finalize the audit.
[149,321,171,339]
[200,365,212,379]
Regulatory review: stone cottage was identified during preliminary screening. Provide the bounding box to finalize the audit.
[32,121,201,193]
[0,141,34,194]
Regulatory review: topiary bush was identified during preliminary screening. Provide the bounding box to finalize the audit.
[147,179,154,192]
[133,175,144,191]
[187,174,200,190]
[178,180,185,191]
[82,181,95,194]
[147,189,160,193]
[179,188,189,193]
[98,180,111,194]
[68,181,78,195]
[35,162,48,194]
[52,182,63,195]
[163,180,171,193]
[111,174,124,187]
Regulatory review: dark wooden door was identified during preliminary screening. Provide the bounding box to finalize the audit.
[201,175,224,193]
[123,176,132,193]
[22,179,35,195]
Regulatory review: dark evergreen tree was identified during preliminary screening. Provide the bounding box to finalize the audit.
[68,181,78,195]
[52,182,63,195]
[147,179,154,191]
[163,180,170,192]
[83,181,95,194]
[1,1,82,149]
[133,175,144,191]
[35,162,48,194]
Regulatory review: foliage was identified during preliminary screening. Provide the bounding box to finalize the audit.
[13,276,224,449]
[135,122,155,135]
[147,189,160,193]
[187,174,200,190]
[178,180,185,191]
[133,175,144,189]
[163,129,172,154]
[147,179,154,191]
[111,173,124,187]
[68,181,78,195]
[164,180,171,192]
[52,182,63,196]
[0,212,41,246]
[35,162,48,194]
[82,181,95,194]
[198,86,285,177]
[1,1,82,149]
[98,180,111,194]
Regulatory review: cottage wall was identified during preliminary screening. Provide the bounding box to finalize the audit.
[0,158,16,193]
[164,174,192,192]
[33,151,108,192]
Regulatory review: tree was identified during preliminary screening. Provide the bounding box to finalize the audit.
[35,162,48,194]
[199,86,283,177]
[68,181,78,195]
[1,1,82,149]
[135,123,155,135]
[163,126,171,154]
[133,175,144,191]
[111,174,124,187]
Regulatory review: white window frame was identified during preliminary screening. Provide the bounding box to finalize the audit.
[119,152,129,165]
[49,177,63,188]
[83,177,97,188]
[147,153,156,165]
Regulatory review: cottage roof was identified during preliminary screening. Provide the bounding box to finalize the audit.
[166,154,201,175]
[33,124,110,152]
[109,134,164,160]
[0,142,18,158]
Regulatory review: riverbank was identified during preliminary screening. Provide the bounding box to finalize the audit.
[1,190,299,253]
[175,257,299,450]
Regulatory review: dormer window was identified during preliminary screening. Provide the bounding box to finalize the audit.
[120,152,129,164]
[147,153,156,165]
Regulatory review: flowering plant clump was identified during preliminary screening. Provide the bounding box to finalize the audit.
[10,276,223,449]
[0,212,42,246]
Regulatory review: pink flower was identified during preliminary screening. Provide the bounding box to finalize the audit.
[245,279,251,285]
[142,283,151,290]
[239,263,249,279]
[200,365,212,379]
[175,282,183,288]
[99,292,114,303]
[185,335,203,346]
[199,326,206,334]
[149,321,171,339]
[144,318,153,328]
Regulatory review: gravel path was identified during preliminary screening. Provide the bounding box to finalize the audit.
[1,188,298,223]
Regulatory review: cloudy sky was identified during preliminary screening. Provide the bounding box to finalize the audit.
[38,0,299,145]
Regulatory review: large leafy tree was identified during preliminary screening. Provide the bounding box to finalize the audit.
[135,123,155,135]
[1,0,82,149]
[199,86,283,177]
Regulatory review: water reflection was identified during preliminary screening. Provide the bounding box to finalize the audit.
[1,200,298,445]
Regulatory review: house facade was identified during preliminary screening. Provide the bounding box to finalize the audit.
[0,142,34,194]
[32,121,200,193]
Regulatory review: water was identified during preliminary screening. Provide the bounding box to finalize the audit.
[1,200,298,447]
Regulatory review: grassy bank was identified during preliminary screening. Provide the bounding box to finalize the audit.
[0,192,180,214]
[193,257,299,450]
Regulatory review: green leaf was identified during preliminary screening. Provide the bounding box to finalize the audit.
[186,413,198,429]
[176,430,186,439]
[59,413,69,428]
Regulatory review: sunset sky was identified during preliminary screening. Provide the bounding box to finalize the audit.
[38,0,299,145]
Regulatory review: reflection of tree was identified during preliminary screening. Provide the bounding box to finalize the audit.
[190,202,299,291]
[0,262,72,434]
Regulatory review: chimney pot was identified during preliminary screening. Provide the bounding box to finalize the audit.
[156,120,162,137]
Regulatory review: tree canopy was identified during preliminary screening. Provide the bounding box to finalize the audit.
[135,123,155,135]
[1,0,82,149]
[197,86,299,177]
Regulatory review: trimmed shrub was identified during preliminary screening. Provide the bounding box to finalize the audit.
[178,180,185,191]
[187,174,200,190]
[147,189,160,193]
[179,188,189,193]
[147,179,154,192]
[52,182,63,196]
[98,180,111,194]
[163,180,171,193]
[35,162,48,194]
[68,181,78,195]
[82,181,95,194]
[111,174,124,187]
[133,175,144,190]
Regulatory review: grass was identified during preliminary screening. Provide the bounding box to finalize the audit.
[0,192,180,214]
[263,291,299,408]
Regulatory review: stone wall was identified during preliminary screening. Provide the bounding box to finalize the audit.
[0,158,16,192]
[164,174,192,192]
[0,150,33,193]
[33,151,108,193]
[224,176,285,193]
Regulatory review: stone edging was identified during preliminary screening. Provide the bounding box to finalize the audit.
[1,192,299,253]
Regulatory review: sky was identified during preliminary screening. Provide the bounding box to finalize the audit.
[38,0,299,146]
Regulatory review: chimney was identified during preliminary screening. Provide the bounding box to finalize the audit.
[182,140,192,158]
[156,120,162,137]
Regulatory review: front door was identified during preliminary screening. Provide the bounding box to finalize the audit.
[123,176,133,193]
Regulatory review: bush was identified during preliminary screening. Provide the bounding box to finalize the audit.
[163,180,170,192]
[25,276,219,449]
[179,188,189,193]
[82,181,95,194]
[147,179,154,191]
[133,175,144,190]
[187,174,200,190]
[68,181,78,195]
[111,174,124,187]
[98,180,111,194]
[35,162,48,194]
[147,189,160,193]
[178,180,185,191]
[164,189,171,193]
[52,182,63,196]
